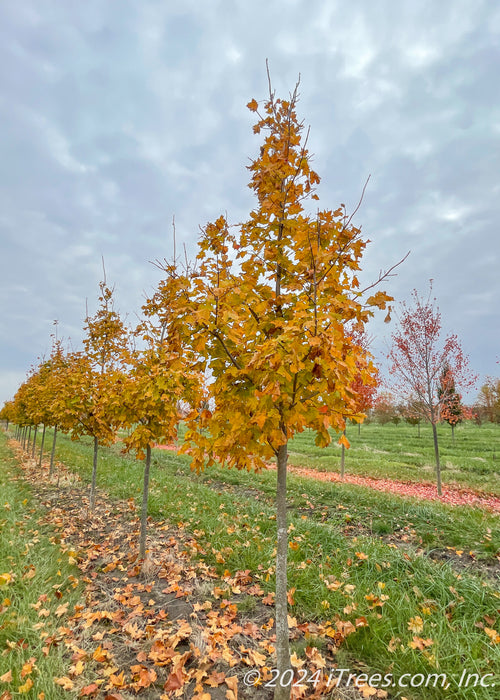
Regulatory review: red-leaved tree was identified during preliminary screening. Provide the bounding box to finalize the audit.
[389,285,476,494]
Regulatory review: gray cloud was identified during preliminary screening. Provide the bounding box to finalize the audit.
[1,0,499,404]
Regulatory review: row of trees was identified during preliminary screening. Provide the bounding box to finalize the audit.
[0,76,488,699]
[2,79,395,700]
[370,378,499,431]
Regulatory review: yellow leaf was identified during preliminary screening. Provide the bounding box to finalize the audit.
[17,678,34,694]
[55,602,69,617]
[247,98,258,112]
[407,616,424,634]
[72,659,85,676]
[338,434,350,449]
[485,627,500,644]
[55,677,74,691]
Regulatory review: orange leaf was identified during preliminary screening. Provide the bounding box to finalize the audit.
[338,434,350,449]
[164,667,184,692]
[247,99,258,112]
[0,671,12,683]
[225,675,238,699]
[79,684,99,697]
[485,627,500,644]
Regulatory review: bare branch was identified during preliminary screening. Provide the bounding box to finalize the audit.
[343,175,371,230]
[359,250,411,296]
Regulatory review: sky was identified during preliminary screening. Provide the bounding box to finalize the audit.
[1,0,499,406]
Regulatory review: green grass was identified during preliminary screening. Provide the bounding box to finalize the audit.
[0,433,83,697]
[285,421,500,495]
[20,425,500,700]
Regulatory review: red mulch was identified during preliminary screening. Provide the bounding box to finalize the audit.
[154,444,500,514]
[284,464,500,514]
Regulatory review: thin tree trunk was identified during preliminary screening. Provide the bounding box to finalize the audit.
[139,445,152,560]
[49,426,58,476]
[38,425,46,468]
[340,427,346,479]
[89,435,99,511]
[274,442,291,700]
[22,426,27,450]
[431,422,442,495]
[31,426,38,458]
[358,421,361,436]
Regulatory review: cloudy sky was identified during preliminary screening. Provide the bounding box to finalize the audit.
[1,0,499,405]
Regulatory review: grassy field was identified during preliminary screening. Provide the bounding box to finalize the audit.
[6,421,499,699]
[285,421,500,495]
[0,434,82,697]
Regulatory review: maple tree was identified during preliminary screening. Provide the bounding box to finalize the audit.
[112,277,203,560]
[389,285,476,494]
[64,281,129,510]
[161,76,398,698]
[438,364,470,442]
[43,337,79,475]
[340,330,378,477]
[475,377,500,424]
[0,399,14,430]
[372,391,399,425]
[401,395,425,436]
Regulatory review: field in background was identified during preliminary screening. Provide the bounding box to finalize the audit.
[284,421,500,495]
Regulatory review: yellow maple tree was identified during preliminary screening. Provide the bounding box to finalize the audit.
[157,74,399,700]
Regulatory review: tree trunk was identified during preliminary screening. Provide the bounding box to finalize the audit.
[139,445,152,560]
[89,435,99,511]
[431,422,442,495]
[274,442,291,700]
[38,425,46,468]
[358,421,361,436]
[27,426,32,452]
[31,425,38,459]
[340,427,347,479]
[49,426,58,476]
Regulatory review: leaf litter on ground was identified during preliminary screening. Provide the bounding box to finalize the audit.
[5,439,386,700]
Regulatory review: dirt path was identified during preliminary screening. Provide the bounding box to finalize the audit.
[5,439,374,700]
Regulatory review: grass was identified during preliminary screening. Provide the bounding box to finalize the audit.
[0,433,82,697]
[16,423,500,700]
[285,421,500,495]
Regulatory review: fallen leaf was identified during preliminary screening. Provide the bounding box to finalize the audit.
[485,627,500,644]
[55,677,74,691]
[79,684,99,697]
[407,616,424,634]
[17,678,34,694]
